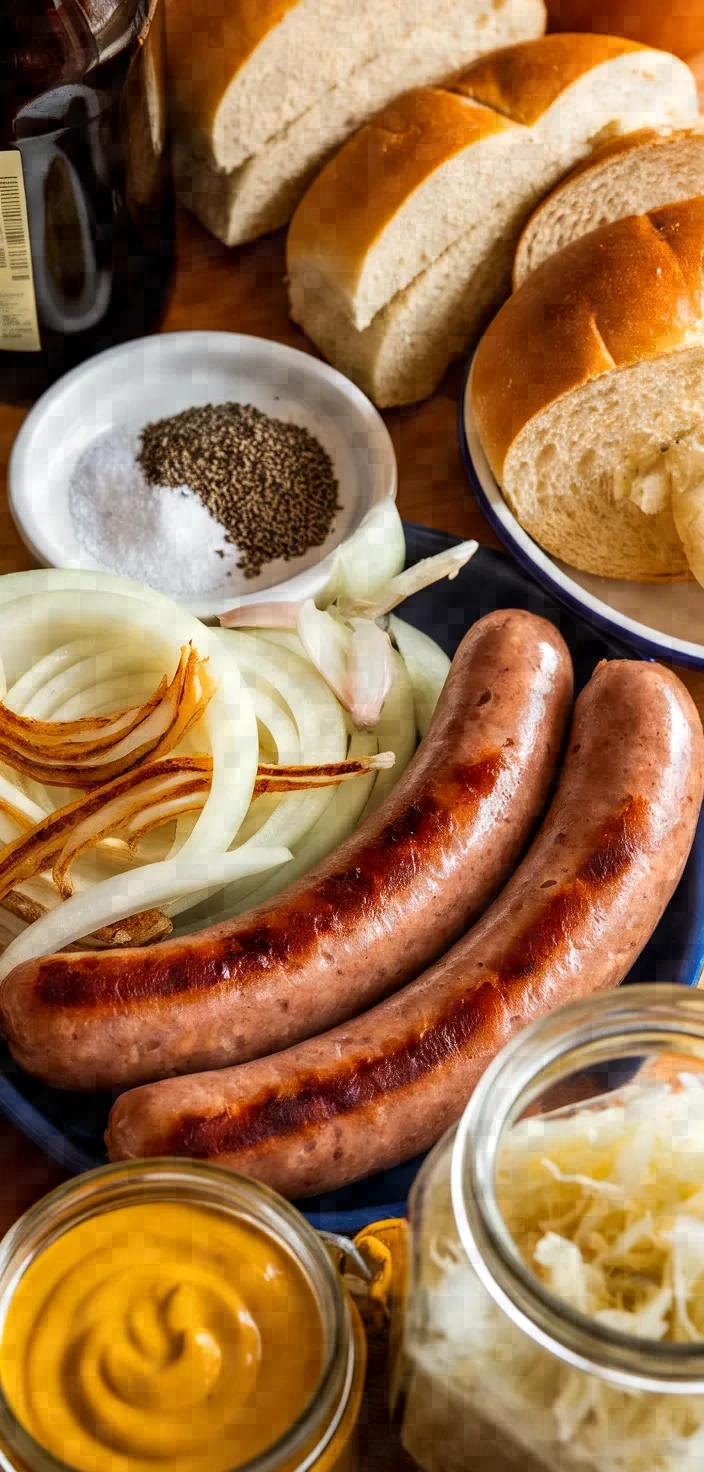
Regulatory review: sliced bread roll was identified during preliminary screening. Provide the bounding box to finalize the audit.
[470,197,704,584]
[168,0,547,248]
[288,35,699,407]
[514,126,704,285]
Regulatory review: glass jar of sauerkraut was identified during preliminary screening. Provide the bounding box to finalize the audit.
[402,983,704,1472]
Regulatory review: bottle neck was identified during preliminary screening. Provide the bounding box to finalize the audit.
[0,0,97,135]
[450,983,704,1394]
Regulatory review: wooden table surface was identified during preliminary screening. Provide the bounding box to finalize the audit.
[0,52,703,1467]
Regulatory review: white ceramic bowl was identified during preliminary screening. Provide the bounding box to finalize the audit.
[461,359,704,669]
[9,331,397,620]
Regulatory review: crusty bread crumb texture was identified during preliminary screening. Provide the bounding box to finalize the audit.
[472,199,704,584]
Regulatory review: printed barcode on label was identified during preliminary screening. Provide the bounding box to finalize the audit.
[0,176,31,281]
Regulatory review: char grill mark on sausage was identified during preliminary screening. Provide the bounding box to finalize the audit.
[499,795,650,983]
[34,753,507,1012]
[165,794,654,1158]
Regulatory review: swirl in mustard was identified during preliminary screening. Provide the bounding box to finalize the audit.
[0,1202,324,1471]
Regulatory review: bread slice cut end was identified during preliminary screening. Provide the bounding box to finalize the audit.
[500,349,704,581]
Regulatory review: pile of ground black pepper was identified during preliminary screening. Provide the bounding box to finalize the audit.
[136,402,341,579]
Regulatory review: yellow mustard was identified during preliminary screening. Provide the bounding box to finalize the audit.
[0,1201,325,1472]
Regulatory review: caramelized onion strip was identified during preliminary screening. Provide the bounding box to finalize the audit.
[0,756,212,902]
[0,646,212,788]
[0,677,168,753]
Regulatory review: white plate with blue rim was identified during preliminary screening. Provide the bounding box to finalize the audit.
[460,355,704,670]
[8,331,398,622]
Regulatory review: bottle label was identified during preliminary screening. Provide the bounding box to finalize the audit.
[0,151,40,353]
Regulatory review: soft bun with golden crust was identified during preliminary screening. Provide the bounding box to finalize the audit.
[471,197,704,583]
[288,35,698,407]
[514,126,704,286]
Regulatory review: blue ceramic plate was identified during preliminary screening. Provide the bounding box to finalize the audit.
[460,357,704,670]
[0,523,702,1234]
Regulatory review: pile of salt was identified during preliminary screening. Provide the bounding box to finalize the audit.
[68,428,240,598]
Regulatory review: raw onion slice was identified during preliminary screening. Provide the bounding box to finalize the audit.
[0,777,47,828]
[182,729,384,929]
[0,888,172,948]
[388,616,451,740]
[222,632,348,863]
[362,650,416,815]
[4,639,119,717]
[0,846,292,979]
[0,752,393,906]
[336,541,479,619]
[0,581,259,865]
[296,603,396,728]
[51,760,213,898]
[0,797,35,833]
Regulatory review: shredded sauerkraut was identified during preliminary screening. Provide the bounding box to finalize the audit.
[404,1075,704,1472]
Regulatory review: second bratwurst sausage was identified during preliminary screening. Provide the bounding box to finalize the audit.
[0,609,573,1091]
[107,660,704,1197]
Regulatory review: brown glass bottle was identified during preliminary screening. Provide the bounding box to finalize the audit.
[0,0,175,400]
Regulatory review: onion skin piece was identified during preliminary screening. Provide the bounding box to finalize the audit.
[0,677,169,752]
[0,647,213,789]
[0,890,172,949]
[0,757,213,902]
[340,621,396,728]
[0,753,396,908]
[219,603,300,631]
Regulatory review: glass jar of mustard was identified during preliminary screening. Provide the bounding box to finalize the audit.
[401,983,704,1472]
[0,1159,365,1472]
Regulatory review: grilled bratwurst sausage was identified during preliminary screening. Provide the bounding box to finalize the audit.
[107,661,704,1198]
[0,610,573,1091]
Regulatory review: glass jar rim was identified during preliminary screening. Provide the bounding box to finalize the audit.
[0,1158,355,1472]
[451,983,704,1394]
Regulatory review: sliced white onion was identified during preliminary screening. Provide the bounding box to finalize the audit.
[337,540,479,620]
[175,630,347,925]
[39,660,164,723]
[257,631,308,658]
[222,632,346,766]
[0,559,457,945]
[249,687,300,766]
[344,619,396,727]
[362,650,416,815]
[0,846,291,980]
[0,586,257,858]
[4,643,115,715]
[320,499,406,606]
[16,649,157,722]
[388,616,451,740]
[229,729,381,917]
[296,602,351,709]
[296,603,396,729]
[0,776,46,828]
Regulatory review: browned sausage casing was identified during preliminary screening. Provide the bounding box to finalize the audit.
[0,609,573,1091]
[106,660,704,1199]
